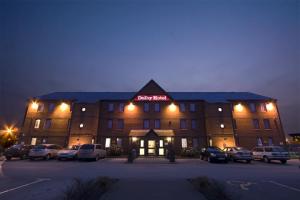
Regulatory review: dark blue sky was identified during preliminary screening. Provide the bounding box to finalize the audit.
[0,0,299,133]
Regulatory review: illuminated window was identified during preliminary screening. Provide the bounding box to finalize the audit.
[252,119,260,129]
[44,119,51,129]
[139,148,145,155]
[81,107,86,112]
[180,119,187,129]
[105,138,111,148]
[143,119,150,129]
[263,119,271,129]
[119,103,125,112]
[117,119,124,129]
[31,138,37,145]
[48,103,55,112]
[190,103,196,112]
[179,103,186,112]
[218,107,223,112]
[117,138,122,147]
[108,119,113,129]
[79,123,84,128]
[144,103,150,112]
[140,140,144,147]
[37,104,44,112]
[191,119,197,129]
[181,138,187,148]
[154,119,160,129]
[34,119,41,129]
[154,103,160,112]
[108,103,114,112]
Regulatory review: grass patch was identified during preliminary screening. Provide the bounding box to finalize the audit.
[188,176,231,200]
[62,177,118,200]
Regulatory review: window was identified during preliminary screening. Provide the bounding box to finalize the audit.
[154,119,160,129]
[154,103,160,112]
[31,138,37,145]
[48,103,55,112]
[34,119,41,129]
[119,103,125,112]
[252,119,260,129]
[117,119,124,129]
[181,138,187,148]
[108,119,113,129]
[249,103,256,112]
[81,107,86,112]
[257,137,263,146]
[179,103,185,112]
[180,119,187,129]
[79,123,84,128]
[193,138,198,148]
[268,137,273,145]
[263,119,271,129]
[44,119,51,129]
[190,103,196,112]
[260,103,267,112]
[37,104,44,112]
[144,103,150,112]
[232,119,237,129]
[143,119,150,129]
[105,138,111,148]
[191,119,197,129]
[108,103,114,112]
[117,138,122,147]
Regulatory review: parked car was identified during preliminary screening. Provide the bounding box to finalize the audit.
[252,146,290,164]
[77,144,106,161]
[223,147,252,163]
[200,147,228,163]
[4,144,33,160]
[57,145,80,161]
[29,144,62,160]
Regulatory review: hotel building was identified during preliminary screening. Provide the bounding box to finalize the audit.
[19,80,286,156]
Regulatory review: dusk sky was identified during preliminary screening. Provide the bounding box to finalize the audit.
[0,0,299,133]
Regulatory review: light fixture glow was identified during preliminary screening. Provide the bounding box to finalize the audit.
[169,103,176,112]
[31,101,38,110]
[127,102,135,111]
[166,137,172,142]
[79,123,84,128]
[60,102,68,111]
[218,107,223,112]
[235,103,243,112]
[220,124,225,129]
[132,137,138,142]
[266,103,274,111]
[81,107,86,112]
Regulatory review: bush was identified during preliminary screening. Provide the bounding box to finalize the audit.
[62,177,118,200]
[106,145,122,156]
[181,147,200,158]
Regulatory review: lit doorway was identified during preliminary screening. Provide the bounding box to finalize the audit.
[148,140,156,155]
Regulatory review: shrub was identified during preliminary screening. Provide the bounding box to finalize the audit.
[181,147,200,158]
[106,145,122,156]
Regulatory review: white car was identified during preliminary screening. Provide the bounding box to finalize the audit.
[77,144,106,161]
[57,145,80,160]
[252,146,290,164]
[223,147,252,163]
[29,144,62,160]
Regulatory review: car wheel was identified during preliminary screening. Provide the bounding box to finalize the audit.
[246,160,251,164]
[5,156,11,161]
[29,157,35,161]
[263,156,270,163]
[280,160,287,164]
[45,154,51,160]
[20,154,27,160]
[208,157,212,163]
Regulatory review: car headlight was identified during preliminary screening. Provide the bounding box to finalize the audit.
[210,153,216,157]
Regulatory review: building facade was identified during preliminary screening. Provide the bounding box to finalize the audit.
[19,80,286,156]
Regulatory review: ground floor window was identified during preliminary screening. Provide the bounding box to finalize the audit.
[181,138,187,148]
[257,137,263,146]
[105,138,111,148]
[268,137,273,145]
[193,138,198,148]
[117,138,122,147]
[31,137,37,145]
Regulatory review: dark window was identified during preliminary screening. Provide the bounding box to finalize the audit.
[44,119,51,129]
[191,119,197,129]
[268,137,273,145]
[119,103,125,112]
[48,103,55,112]
[108,119,113,129]
[180,119,187,129]
[179,103,185,112]
[154,119,160,129]
[252,119,260,129]
[117,119,124,129]
[233,119,237,129]
[193,138,198,148]
[154,103,160,112]
[190,103,196,112]
[249,103,256,112]
[144,103,150,112]
[143,119,150,129]
[108,103,114,112]
[37,104,44,112]
[260,103,267,112]
[263,119,271,129]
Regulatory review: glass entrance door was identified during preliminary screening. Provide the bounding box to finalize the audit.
[148,140,156,155]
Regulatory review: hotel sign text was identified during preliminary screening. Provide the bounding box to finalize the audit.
[134,95,170,101]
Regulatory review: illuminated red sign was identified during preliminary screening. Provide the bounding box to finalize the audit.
[134,95,170,101]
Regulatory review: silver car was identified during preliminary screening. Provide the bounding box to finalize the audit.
[223,147,252,163]
[77,144,106,161]
[252,146,290,164]
[57,145,80,161]
[29,144,62,160]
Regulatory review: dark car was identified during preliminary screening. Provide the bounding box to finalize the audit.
[200,147,228,163]
[4,144,33,160]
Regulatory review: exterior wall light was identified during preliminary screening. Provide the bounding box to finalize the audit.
[169,103,176,112]
[166,137,172,142]
[235,103,243,112]
[266,103,274,111]
[220,124,225,129]
[218,107,223,112]
[79,123,84,128]
[128,102,135,111]
[81,107,86,112]
[60,102,68,111]
[132,137,138,142]
[31,101,39,110]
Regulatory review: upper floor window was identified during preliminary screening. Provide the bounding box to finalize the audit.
[191,119,197,129]
[108,119,113,129]
[143,119,150,129]
[252,119,260,129]
[263,119,271,129]
[144,103,150,112]
[44,119,51,129]
[34,119,41,129]
[179,103,186,112]
[154,119,161,129]
[117,119,124,129]
[37,104,44,112]
[190,103,196,112]
[154,103,160,112]
[48,103,55,112]
[249,103,256,113]
[119,103,125,112]
[108,103,114,112]
[260,103,267,112]
[180,119,187,129]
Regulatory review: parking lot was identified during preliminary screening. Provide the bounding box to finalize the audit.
[0,158,300,200]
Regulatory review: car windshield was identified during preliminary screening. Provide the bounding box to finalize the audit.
[80,144,94,150]
[272,147,285,152]
[207,147,222,152]
[234,147,247,151]
[33,145,46,149]
[11,144,22,149]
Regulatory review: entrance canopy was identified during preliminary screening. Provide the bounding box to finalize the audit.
[129,129,174,137]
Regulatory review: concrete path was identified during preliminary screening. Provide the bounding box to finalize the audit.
[103,178,205,200]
